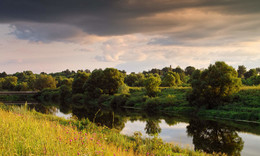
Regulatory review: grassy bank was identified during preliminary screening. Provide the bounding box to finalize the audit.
[105,86,260,122]
[24,85,260,122]
[198,86,260,122]
[0,103,208,156]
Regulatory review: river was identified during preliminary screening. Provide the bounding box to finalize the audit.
[4,102,260,156]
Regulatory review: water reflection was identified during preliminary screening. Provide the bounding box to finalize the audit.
[4,102,260,155]
[145,119,161,136]
[187,119,244,155]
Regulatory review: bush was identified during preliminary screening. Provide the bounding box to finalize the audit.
[118,84,129,94]
[143,98,160,113]
[59,85,72,103]
[72,94,84,104]
[110,94,129,109]
[37,89,59,102]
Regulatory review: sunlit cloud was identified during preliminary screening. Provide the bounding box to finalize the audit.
[0,0,259,73]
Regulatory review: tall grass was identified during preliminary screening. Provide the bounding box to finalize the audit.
[0,104,209,156]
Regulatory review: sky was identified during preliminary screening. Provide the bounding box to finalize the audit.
[0,0,260,74]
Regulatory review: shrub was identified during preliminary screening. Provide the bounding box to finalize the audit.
[110,94,129,109]
[118,84,129,94]
[143,98,160,113]
[72,94,84,104]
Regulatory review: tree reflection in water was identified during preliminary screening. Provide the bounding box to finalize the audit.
[145,119,161,136]
[28,103,247,156]
[72,107,126,131]
[187,119,244,155]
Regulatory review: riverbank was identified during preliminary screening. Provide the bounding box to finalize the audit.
[0,103,208,156]
[3,85,260,123]
[98,86,260,122]
[197,86,260,122]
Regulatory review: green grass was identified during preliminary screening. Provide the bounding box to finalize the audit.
[198,86,260,122]
[0,103,209,156]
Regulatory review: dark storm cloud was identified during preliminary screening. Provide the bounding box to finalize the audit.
[1,0,260,43]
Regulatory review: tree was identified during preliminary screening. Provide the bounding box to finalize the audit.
[27,75,36,90]
[1,76,18,90]
[150,68,163,75]
[84,69,105,98]
[0,72,7,78]
[84,68,124,98]
[185,66,196,76]
[237,65,247,78]
[244,69,257,79]
[188,61,241,108]
[125,73,138,86]
[173,66,184,74]
[0,78,3,90]
[162,67,172,74]
[103,68,125,94]
[144,74,161,97]
[15,82,29,91]
[172,72,182,85]
[162,72,176,87]
[72,72,90,94]
[59,85,72,103]
[34,74,57,90]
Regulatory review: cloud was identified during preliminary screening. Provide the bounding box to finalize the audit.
[0,0,260,45]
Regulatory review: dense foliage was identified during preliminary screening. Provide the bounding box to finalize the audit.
[84,68,124,98]
[144,74,161,97]
[188,61,242,108]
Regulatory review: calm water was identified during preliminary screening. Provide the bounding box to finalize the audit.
[4,102,260,156]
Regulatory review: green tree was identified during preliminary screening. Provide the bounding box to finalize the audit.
[172,72,182,85]
[125,73,138,86]
[72,72,90,94]
[144,74,161,97]
[59,85,72,103]
[34,74,57,90]
[27,75,36,90]
[84,68,124,98]
[0,78,5,90]
[244,69,257,79]
[0,72,7,78]
[188,61,241,108]
[237,65,247,78]
[162,72,176,87]
[102,68,125,94]
[2,76,18,90]
[173,66,184,74]
[84,69,104,98]
[185,66,196,76]
[15,82,29,91]
[118,84,129,94]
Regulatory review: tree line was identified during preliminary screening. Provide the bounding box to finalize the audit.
[0,64,259,92]
[1,62,259,109]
